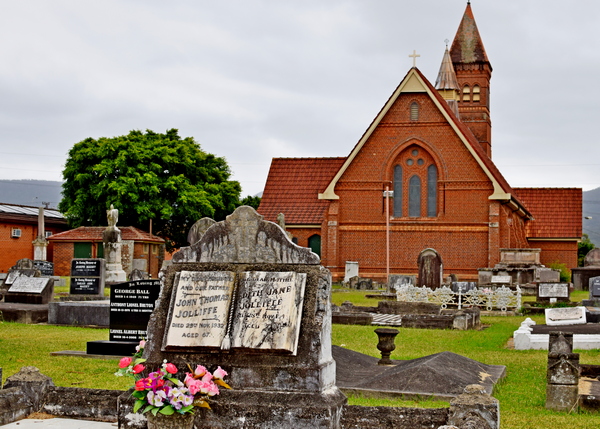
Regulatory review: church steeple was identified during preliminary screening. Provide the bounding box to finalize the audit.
[435,43,460,118]
[450,2,493,157]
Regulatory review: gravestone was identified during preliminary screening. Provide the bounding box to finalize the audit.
[5,277,54,304]
[545,332,580,411]
[584,248,600,267]
[545,307,587,326]
[33,261,54,277]
[451,282,477,293]
[187,218,216,245]
[388,275,416,293]
[537,283,570,303]
[2,259,40,288]
[590,276,600,298]
[127,206,346,429]
[417,248,442,289]
[344,261,359,283]
[70,259,105,296]
[87,279,160,356]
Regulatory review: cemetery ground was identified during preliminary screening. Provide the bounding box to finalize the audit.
[0,291,598,428]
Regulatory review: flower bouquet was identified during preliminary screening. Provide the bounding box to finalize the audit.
[116,340,231,417]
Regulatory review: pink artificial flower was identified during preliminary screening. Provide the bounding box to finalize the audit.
[165,363,178,374]
[201,372,213,383]
[134,378,148,391]
[135,340,146,352]
[204,381,220,397]
[193,365,207,377]
[185,375,202,396]
[118,357,132,368]
[213,366,228,380]
[132,364,145,374]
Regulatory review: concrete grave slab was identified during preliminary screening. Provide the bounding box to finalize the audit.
[545,307,586,326]
[333,346,505,400]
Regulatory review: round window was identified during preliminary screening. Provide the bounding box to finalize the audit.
[417,159,424,165]
[406,159,414,166]
[411,149,419,156]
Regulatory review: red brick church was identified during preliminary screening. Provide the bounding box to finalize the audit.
[258,3,581,282]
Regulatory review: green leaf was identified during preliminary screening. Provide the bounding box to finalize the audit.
[133,400,144,413]
[159,405,175,415]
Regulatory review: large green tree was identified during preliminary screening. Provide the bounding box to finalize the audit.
[59,129,241,250]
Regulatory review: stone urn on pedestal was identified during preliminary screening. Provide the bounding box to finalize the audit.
[375,328,399,365]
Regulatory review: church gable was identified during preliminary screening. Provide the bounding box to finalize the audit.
[319,68,514,203]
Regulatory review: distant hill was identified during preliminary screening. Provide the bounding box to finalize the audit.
[583,187,600,246]
[0,180,63,209]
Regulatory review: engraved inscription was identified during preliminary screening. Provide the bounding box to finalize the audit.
[231,271,306,354]
[165,271,235,348]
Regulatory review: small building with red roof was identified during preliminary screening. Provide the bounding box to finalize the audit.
[258,3,581,282]
[48,226,165,278]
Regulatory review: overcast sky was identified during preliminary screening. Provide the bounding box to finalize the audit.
[0,0,599,199]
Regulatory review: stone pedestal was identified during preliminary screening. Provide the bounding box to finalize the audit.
[103,227,126,284]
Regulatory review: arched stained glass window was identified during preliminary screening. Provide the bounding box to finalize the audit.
[427,165,438,217]
[408,175,421,217]
[393,165,403,217]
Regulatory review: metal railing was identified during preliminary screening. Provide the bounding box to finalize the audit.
[395,284,522,311]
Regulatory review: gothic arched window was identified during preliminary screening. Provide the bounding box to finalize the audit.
[472,85,481,102]
[462,85,470,102]
[391,145,438,218]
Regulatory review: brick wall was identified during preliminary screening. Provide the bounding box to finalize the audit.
[0,223,35,272]
[53,242,74,276]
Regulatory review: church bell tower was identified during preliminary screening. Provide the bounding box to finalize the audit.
[450,2,493,157]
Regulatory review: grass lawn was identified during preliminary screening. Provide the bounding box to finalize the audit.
[0,288,598,428]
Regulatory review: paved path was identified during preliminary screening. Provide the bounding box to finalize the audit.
[2,418,116,428]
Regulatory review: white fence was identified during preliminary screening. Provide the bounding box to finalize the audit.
[396,284,522,311]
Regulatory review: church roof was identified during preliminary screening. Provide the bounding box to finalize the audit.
[258,157,346,225]
[48,226,164,243]
[514,188,582,239]
[450,2,491,67]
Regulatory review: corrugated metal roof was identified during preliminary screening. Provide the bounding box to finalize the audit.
[0,203,64,219]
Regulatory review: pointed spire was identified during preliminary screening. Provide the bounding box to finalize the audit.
[435,42,460,118]
[435,43,459,90]
[450,2,490,66]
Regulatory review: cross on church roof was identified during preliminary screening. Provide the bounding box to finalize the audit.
[409,50,420,67]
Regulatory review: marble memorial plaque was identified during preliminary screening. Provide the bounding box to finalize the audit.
[538,283,569,298]
[8,277,50,294]
[165,271,235,349]
[491,275,511,284]
[33,260,54,276]
[231,271,306,354]
[71,277,101,294]
[545,307,587,326]
[71,259,102,277]
[4,270,21,285]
